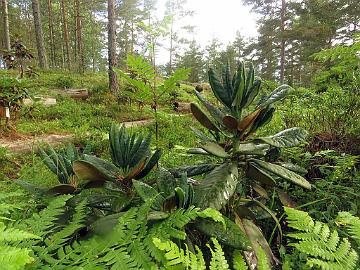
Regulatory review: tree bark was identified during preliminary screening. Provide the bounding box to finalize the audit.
[47,0,56,68]
[61,0,72,70]
[75,0,84,73]
[108,0,119,93]
[2,0,11,51]
[279,0,286,83]
[168,20,173,75]
[32,0,48,69]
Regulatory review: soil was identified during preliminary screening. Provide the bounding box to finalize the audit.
[0,119,154,153]
[0,133,73,153]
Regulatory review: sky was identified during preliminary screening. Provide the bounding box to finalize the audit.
[156,0,259,64]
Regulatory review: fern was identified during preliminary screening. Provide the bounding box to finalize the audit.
[144,206,209,263]
[284,207,359,270]
[154,237,234,270]
[233,250,248,270]
[336,211,360,247]
[0,222,40,270]
[25,195,73,237]
[257,246,271,270]
[207,238,230,270]
[42,199,88,252]
[153,237,206,269]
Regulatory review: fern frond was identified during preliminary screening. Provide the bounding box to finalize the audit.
[26,195,73,237]
[45,199,88,252]
[233,250,248,270]
[284,207,359,270]
[198,208,225,227]
[336,211,360,246]
[285,207,314,231]
[257,246,271,270]
[207,238,229,270]
[101,247,137,270]
[0,245,34,270]
[0,222,40,242]
[144,206,201,262]
[153,237,206,270]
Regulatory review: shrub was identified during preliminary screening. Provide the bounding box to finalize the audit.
[54,75,75,89]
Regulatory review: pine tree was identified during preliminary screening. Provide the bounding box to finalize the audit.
[108,0,119,93]
[31,0,47,69]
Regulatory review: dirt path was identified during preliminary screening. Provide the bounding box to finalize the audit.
[0,119,154,153]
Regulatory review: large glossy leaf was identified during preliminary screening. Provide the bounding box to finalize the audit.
[259,84,293,108]
[232,62,246,108]
[195,90,225,125]
[255,127,308,148]
[252,159,311,190]
[243,79,261,108]
[222,63,234,97]
[249,106,275,133]
[190,127,214,142]
[14,180,47,195]
[236,143,270,156]
[168,163,216,178]
[194,162,238,210]
[134,149,162,180]
[187,148,210,155]
[194,216,252,250]
[208,68,232,107]
[238,109,261,132]
[277,189,296,208]
[125,159,146,180]
[74,155,121,182]
[129,133,151,168]
[235,215,277,266]
[246,162,276,186]
[190,103,220,132]
[156,168,179,198]
[200,141,229,158]
[132,180,164,210]
[277,162,308,175]
[47,184,77,195]
[223,115,238,131]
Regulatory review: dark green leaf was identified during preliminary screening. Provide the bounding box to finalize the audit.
[200,141,229,158]
[190,103,220,132]
[194,162,238,210]
[168,163,216,178]
[255,127,308,148]
[208,68,232,107]
[259,85,293,108]
[251,159,311,190]
[134,149,162,180]
[194,216,252,250]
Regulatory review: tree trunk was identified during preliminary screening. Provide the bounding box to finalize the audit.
[61,0,72,70]
[168,20,173,75]
[279,0,286,83]
[47,0,56,68]
[2,0,11,51]
[108,0,119,93]
[75,0,84,73]
[32,0,48,69]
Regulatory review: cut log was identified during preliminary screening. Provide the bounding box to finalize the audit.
[62,88,89,99]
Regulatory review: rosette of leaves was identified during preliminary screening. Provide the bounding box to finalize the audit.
[186,62,311,267]
[15,144,92,195]
[73,124,161,189]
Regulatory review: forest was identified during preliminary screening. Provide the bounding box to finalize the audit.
[0,0,359,269]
